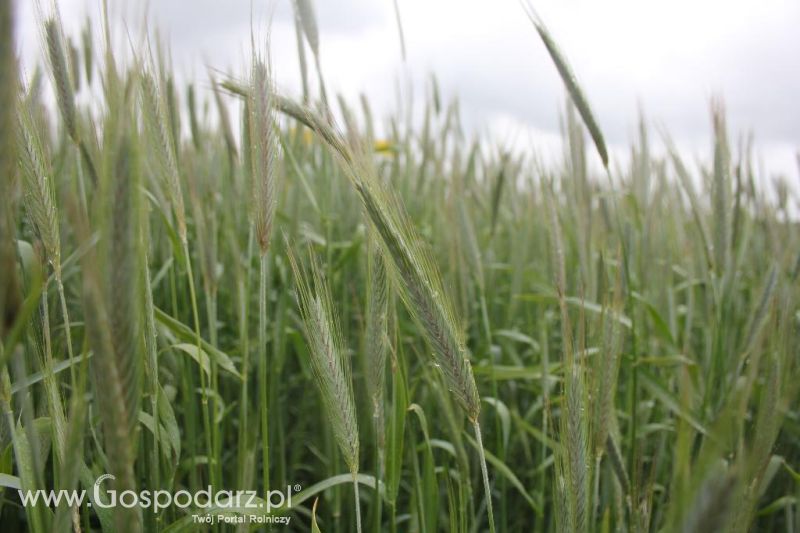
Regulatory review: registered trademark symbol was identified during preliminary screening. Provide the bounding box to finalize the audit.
[294,484,301,492]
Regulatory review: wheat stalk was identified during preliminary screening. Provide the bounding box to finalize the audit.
[287,246,362,533]
[247,50,280,498]
[17,95,79,391]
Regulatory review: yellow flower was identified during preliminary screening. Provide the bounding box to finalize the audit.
[373,139,395,154]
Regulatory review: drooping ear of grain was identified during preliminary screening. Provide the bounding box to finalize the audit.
[272,93,482,421]
[0,0,21,337]
[45,18,78,144]
[522,2,608,168]
[356,172,481,420]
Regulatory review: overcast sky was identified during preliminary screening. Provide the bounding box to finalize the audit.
[15,0,800,178]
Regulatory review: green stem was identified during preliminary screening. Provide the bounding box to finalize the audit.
[473,419,496,533]
[373,413,383,532]
[259,251,270,497]
[143,254,161,523]
[183,241,216,489]
[55,277,77,389]
[353,473,363,533]
[237,229,253,489]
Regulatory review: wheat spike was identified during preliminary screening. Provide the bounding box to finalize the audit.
[522,2,608,168]
[17,101,61,276]
[287,248,359,471]
[248,58,278,254]
[364,232,389,418]
[45,18,78,143]
[140,71,187,243]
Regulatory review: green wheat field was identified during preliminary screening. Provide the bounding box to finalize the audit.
[0,0,798,531]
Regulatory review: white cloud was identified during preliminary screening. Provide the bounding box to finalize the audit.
[14,0,799,179]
